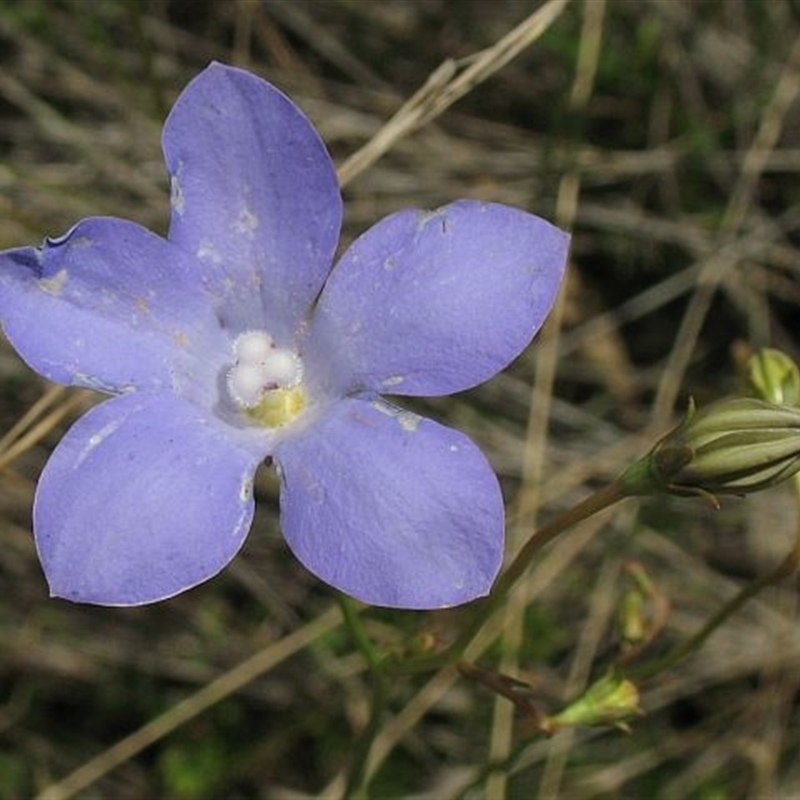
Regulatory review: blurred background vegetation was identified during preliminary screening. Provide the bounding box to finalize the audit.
[3,0,800,797]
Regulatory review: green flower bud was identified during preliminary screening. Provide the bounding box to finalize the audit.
[620,397,800,500]
[742,348,800,407]
[545,671,641,733]
[619,587,646,645]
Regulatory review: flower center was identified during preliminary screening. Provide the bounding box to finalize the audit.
[226,331,305,427]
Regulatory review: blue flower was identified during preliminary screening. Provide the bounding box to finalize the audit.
[0,63,569,608]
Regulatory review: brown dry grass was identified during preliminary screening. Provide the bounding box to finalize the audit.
[3,1,800,798]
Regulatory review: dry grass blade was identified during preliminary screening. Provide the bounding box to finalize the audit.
[336,0,570,187]
[0,385,65,454]
[652,29,800,425]
[3,1,800,797]
[35,606,342,800]
[0,390,89,473]
[488,2,606,796]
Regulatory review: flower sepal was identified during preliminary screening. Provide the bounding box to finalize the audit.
[620,397,800,502]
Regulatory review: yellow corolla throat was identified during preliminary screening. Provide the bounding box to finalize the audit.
[244,384,306,427]
[226,330,306,428]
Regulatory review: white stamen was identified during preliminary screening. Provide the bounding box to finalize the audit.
[234,331,274,363]
[261,350,301,386]
[227,363,270,407]
[226,330,303,411]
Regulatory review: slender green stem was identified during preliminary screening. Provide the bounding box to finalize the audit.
[337,595,388,799]
[393,480,629,674]
[492,480,628,608]
[338,595,381,670]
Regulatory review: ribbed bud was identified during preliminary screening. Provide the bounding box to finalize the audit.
[620,397,800,500]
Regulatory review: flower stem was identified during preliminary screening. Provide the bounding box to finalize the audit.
[393,479,629,674]
[337,595,387,799]
[629,474,800,683]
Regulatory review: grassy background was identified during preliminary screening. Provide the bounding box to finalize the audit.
[3,0,800,797]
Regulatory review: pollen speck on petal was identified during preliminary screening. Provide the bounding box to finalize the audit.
[38,268,69,296]
[170,175,185,216]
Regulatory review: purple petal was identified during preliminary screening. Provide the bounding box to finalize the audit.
[308,200,569,397]
[274,397,504,609]
[0,218,225,402]
[34,392,262,605]
[163,62,342,341]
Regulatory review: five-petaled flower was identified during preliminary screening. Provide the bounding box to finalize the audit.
[0,63,569,609]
